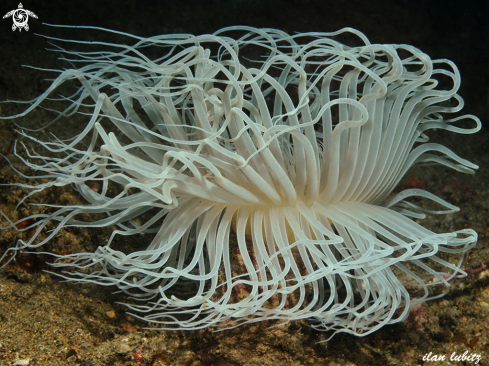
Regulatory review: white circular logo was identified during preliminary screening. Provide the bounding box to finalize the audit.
[3,3,38,32]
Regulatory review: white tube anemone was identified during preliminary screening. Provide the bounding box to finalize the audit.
[0,25,481,337]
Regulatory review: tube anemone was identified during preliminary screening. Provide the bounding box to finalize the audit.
[0,25,481,337]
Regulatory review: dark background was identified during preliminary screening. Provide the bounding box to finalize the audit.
[0,0,487,126]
